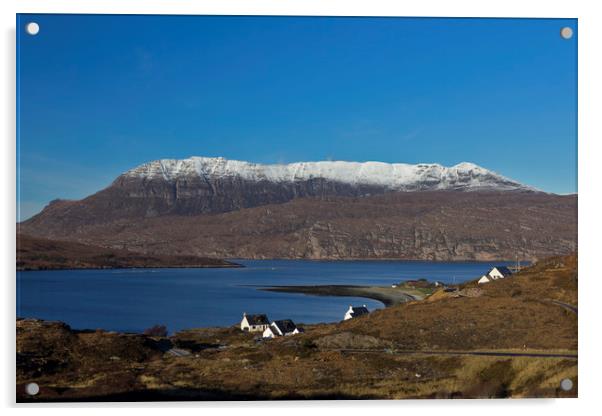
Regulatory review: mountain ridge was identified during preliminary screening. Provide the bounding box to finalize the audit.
[121,156,536,192]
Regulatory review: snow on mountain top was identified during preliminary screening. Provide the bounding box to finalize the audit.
[123,156,534,192]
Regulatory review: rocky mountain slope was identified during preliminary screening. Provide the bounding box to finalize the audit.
[21,190,576,262]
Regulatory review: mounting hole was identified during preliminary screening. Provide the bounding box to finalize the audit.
[560,27,573,40]
[25,382,39,396]
[560,378,573,391]
[25,22,40,36]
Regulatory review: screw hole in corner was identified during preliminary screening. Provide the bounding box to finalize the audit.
[560,378,573,391]
[25,382,40,396]
[25,22,40,36]
[560,27,573,40]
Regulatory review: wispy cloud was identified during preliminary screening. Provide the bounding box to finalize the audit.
[335,119,383,139]
[397,128,423,142]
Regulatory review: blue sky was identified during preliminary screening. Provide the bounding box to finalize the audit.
[17,15,577,220]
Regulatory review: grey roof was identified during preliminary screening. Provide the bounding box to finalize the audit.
[272,319,297,334]
[245,314,269,325]
[493,266,513,277]
[350,306,369,317]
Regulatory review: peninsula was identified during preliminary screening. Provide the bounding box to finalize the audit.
[17,234,241,271]
[261,283,432,307]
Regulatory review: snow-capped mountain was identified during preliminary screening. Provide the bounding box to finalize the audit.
[21,156,575,262]
[123,156,533,192]
[22,156,537,235]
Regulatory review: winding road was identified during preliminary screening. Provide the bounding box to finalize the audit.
[334,348,577,359]
[547,299,578,315]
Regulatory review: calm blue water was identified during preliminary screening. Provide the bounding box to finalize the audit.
[17,260,511,334]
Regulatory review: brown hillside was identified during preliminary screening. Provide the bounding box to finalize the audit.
[21,191,577,261]
[305,253,577,351]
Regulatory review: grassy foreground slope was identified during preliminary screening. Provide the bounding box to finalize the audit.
[332,254,577,351]
[17,253,577,401]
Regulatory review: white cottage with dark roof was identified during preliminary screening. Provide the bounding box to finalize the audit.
[240,313,270,332]
[478,266,513,284]
[344,305,370,320]
[262,319,301,338]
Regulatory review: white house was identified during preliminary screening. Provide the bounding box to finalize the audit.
[477,266,513,284]
[489,266,513,279]
[240,313,270,332]
[344,305,370,320]
[262,319,301,338]
[478,275,492,284]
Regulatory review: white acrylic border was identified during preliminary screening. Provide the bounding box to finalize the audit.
[3,0,599,414]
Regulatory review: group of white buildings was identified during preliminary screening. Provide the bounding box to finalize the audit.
[477,266,513,284]
[240,266,512,339]
[240,304,371,338]
[240,313,302,338]
[240,267,513,339]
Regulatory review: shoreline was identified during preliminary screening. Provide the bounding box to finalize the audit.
[16,284,430,334]
[16,234,244,272]
[230,257,523,263]
[260,284,429,307]
[17,263,244,272]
